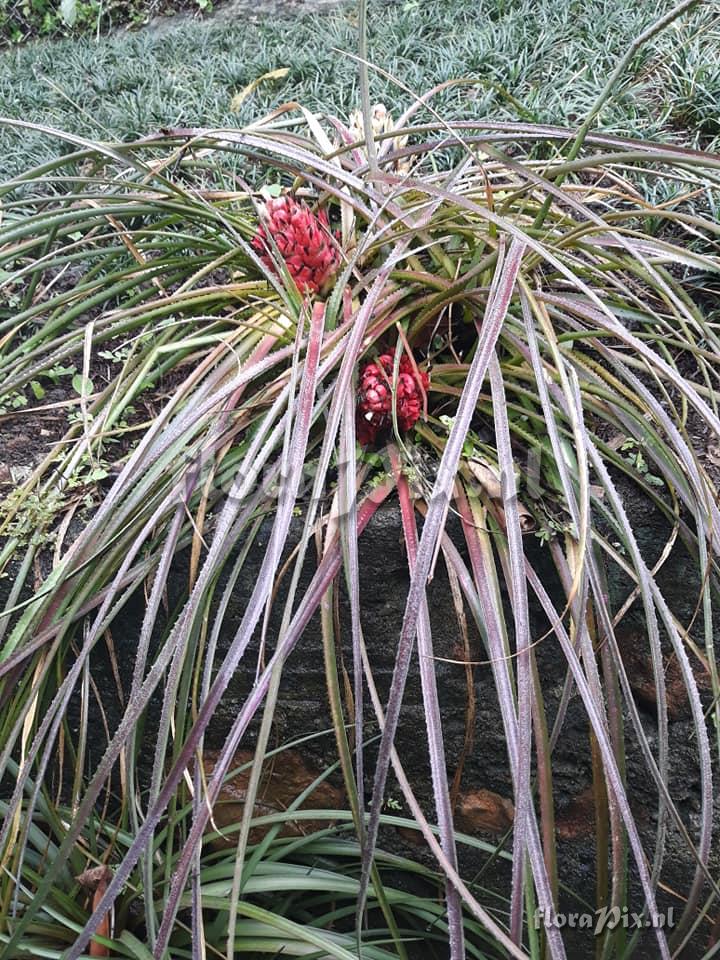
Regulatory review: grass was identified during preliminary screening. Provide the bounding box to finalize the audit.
[0,0,719,178]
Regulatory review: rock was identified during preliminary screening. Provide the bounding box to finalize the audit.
[455,788,514,835]
[203,748,344,844]
[556,787,596,841]
[616,627,711,720]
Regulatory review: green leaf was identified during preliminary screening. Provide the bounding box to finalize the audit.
[72,373,93,397]
[86,466,109,482]
[60,0,77,27]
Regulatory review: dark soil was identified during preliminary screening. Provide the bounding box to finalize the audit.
[1,0,349,47]
[141,0,348,36]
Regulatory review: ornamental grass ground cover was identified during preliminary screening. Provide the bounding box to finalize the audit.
[0,0,720,958]
[0,0,719,173]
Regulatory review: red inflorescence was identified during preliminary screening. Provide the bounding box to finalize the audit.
[252,195,340,295]
[356,348,430,445]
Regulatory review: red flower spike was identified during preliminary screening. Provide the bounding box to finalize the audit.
[253,195,340,295]
[357,348,430,445]
[356,411,381,447]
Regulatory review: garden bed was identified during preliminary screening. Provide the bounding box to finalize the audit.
[1,4,720,958]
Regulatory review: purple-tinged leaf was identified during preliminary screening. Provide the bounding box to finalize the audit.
[455,485,566,960]
[150,300,327,954]
[63,473,394,960]
[357,236,527,930]
[356,583,531,960]
[524,563,674,960]
[489,355,533,944]
[389,445,465,960]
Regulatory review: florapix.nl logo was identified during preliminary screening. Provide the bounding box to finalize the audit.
[534,906,676,937]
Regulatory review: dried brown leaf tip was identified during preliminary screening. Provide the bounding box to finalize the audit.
[76,865,113,958]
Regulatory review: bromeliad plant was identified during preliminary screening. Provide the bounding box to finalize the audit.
[1,2,720,957]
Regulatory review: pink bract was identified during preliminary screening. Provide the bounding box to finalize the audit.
[253,195,340,295]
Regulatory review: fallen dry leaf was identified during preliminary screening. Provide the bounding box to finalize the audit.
[230,68,290,112]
